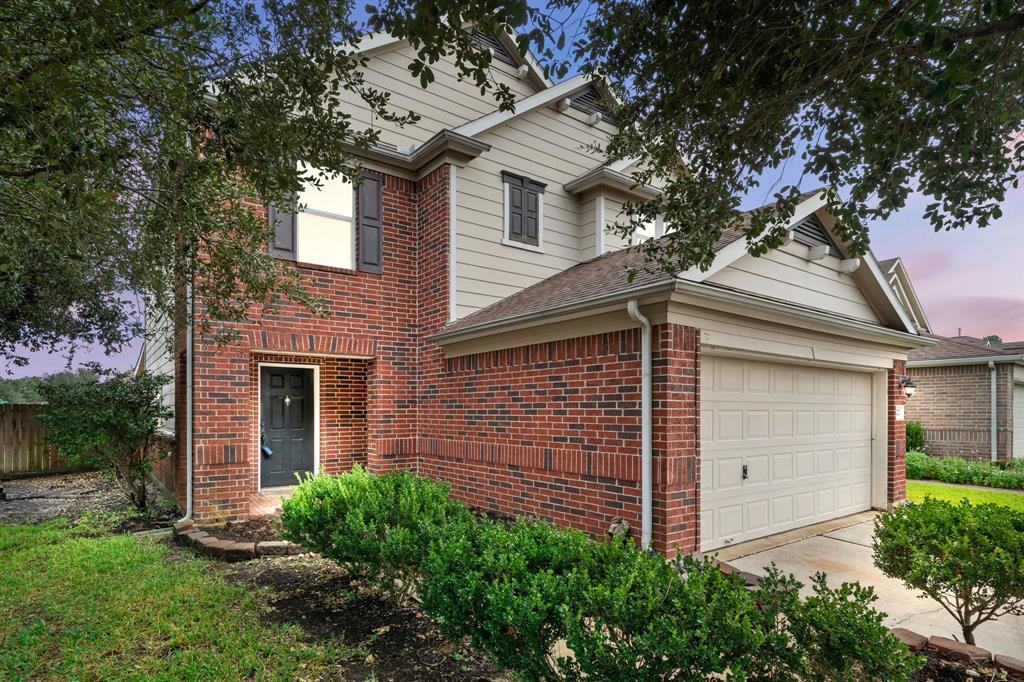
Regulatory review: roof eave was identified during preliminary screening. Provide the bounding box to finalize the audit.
[563,167,660,200]
[429,280,676,345]
[907,355,1024,368]
[345,129,490,174]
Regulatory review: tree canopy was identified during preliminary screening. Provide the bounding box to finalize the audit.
[2,1,1021,364]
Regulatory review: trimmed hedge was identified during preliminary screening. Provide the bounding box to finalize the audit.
[282,470,921,681]
[906,450,1024,490]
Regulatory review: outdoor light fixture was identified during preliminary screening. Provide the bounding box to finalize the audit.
[898,376,917,399]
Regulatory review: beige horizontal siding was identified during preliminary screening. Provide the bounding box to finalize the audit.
[454,103,617,317]
[707,243,882,323]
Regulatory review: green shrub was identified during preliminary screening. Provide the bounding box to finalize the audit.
[905,450,1024,490]
[874,498,1024,645]
[561,542,768,681]
[37,365,171,512]
[422,516,596,680]
[750,568,921,681]
[279,466,473,599]
[905,421,925,451]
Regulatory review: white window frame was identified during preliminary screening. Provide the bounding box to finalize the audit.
[500,177,545,253]
[294,174,358,270]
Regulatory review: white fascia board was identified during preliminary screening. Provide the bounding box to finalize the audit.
[892,261,933,333]
[862,251,919,335]
[453,74,591,138]
[677,192,829,282]
[608,156,640,173]
[908,355,1024,368]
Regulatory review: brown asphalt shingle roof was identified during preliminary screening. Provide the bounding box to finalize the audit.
[440,189,829,335]
[908,335,1023,362]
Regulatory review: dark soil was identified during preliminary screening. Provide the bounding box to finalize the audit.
[220,554,508,682]
[211,514,284,543]
[0,470,177,531]
[909,650,1008,682]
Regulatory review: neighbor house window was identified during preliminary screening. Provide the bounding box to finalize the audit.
[501,171,545,249]
[269,168,383,273]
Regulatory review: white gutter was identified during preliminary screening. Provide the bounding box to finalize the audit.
[989,361,998,463]
[177,285,194,523]
[908,355,1024,368]
[626,300,652,550]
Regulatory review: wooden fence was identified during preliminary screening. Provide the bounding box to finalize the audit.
[0,404,80,477]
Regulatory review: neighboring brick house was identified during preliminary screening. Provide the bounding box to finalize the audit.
[905,335,1024,461]
[138,31,930,556]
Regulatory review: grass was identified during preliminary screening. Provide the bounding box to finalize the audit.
[0,522,339,681]
[906,480,1024,513]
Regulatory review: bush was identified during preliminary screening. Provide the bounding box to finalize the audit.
[874,498,1024,645]
[289,469,920,680]
[37,366,171,512]
[905,450,1024,490]
[279,466,473,599]
[750,568,922,681]
[905,421,925,451]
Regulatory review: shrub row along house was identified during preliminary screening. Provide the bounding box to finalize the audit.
[138,30,931,555]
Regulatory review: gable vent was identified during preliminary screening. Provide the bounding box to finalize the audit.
[790,213,841,257]
[472,31,520,67]
[569,86,615,124]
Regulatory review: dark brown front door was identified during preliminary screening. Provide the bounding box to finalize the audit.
[260,366,314,488]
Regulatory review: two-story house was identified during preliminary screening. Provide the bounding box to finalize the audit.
[138,30,928,555]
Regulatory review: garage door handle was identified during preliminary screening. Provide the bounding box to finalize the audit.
[742,464,748,480]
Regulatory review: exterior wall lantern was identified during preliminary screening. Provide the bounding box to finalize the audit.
[898,375,917,399]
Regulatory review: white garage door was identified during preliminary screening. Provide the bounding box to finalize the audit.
[1014,384,1024,459]
[700,356,874,551]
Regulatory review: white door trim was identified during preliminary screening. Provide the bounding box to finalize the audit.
[256,362,320,492]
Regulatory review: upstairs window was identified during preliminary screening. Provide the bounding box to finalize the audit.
[502,171,545,250]
[270,168,383,273]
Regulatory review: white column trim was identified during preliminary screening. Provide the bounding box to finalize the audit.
[448,165,458,322]
[595,191,605,258]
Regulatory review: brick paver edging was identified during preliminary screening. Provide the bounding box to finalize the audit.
[891,628,1024,679]
[173,519,306,562]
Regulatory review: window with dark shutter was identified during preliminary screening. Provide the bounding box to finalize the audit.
[502,171,545,248]
[357,172,383,273]
[268,195,297,260]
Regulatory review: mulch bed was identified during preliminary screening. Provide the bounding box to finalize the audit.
[0,470,177,531]
[212,514,285,543]
[909,650,1009,682]
[219,553,508,682]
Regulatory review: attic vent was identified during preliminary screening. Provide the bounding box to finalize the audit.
[790,213,841,257]
[569,87,615,124]
[472,31,520,67]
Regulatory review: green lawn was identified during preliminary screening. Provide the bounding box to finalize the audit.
[0,520,338,681]
[907,480,1024,513]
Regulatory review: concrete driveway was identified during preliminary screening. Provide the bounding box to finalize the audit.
[714,512,1024,656]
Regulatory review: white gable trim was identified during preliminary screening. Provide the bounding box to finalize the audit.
[350,29,551,90]
[862,252,919,334]
[887,258,932,333]
[678,192,829,282]
[608,157,640,173]
[453,74,591,138]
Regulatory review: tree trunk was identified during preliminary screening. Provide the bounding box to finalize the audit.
[962,624,976,646]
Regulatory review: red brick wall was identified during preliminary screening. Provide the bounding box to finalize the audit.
[186,171,429,521]
[887,360,908,505]
[904,363,1014,461]
[418,330,646,541]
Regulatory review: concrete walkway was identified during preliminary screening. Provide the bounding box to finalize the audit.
[715,514,1024,656]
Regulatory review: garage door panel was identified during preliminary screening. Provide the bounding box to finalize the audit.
[701,356,873,551]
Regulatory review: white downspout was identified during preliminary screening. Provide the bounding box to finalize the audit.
[178,285,194,523]
[989,361,998,463]
[626,300,652,550]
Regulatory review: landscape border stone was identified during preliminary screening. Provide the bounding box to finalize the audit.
[172,518,305,561]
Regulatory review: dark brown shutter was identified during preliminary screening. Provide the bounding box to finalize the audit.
[268,195,296,259]
[502,172,544,247]
[358,172,383,273]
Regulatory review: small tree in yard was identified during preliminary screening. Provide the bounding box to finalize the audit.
[874,498,1024,645]
[38,366,171,513]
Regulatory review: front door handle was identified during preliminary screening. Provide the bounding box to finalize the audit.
[260,422,273,458]
[742,464,749,480]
